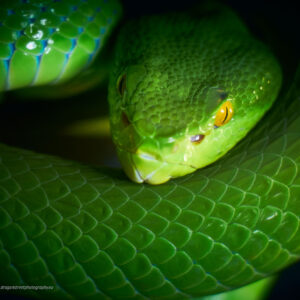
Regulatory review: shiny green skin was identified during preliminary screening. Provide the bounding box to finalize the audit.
[108,4,282,184]
[1,0,300,299]
[0,0,121,90]
[1,76,300,299]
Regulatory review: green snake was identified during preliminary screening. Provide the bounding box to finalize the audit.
[0,0,299,299]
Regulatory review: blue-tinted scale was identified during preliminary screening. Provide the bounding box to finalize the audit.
[31,55,42,85]
[66,39,77,56]
[19,29,25,37]
[164,277,174,287]
[3,60,9,90]
[7,10,15,16]
[87,38,100,65]
[8,43,15,59]
[107,18,112,24]
[72,6,78,11]
[41,7,47,13]
[31,40,47,85]
[94,38,100,49]
[90,37,100,57]
[3,44,16,90]
[53,38,77,83]
[96,7,101,13]
[52,52,71,83]
[88,16,94,22]
[100,27,106,34]
[39,39,47,54]
[60,16,67,22]
[78,27,84,34]
[69,38,77,53]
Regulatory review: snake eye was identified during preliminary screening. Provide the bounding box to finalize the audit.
[214,101,233,127]
[117,74,126,96]
[191,134,205,144]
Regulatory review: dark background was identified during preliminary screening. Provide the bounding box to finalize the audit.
[1,0,299,299]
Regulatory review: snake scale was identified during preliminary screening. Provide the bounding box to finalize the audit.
[0,0,300,299]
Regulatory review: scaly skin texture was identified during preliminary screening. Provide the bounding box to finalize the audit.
[0,0,121,90]
[108,3,282,184]
[0,73,300,298]
[0,0,300,299]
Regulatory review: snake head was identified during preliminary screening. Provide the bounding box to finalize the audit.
[108,16,282,185]
[108,60,278,184]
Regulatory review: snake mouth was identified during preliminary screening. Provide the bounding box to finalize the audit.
[117,147,197,184]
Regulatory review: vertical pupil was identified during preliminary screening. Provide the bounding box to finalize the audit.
[214,100,233,127]
[222,106,229,123]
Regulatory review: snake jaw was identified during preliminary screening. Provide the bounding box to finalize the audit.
[116,145,197,184]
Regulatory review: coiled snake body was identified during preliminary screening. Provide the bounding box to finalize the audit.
[0,0,299,299]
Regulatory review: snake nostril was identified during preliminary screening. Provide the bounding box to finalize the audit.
[190,134,205,144]
[121,112,131,128]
